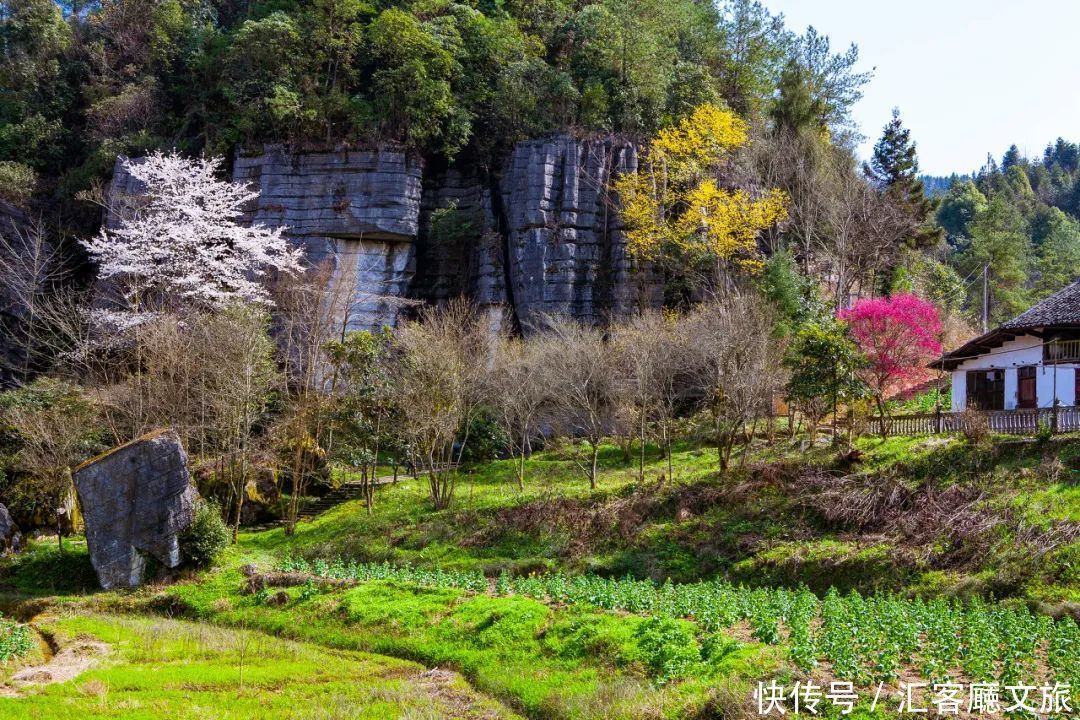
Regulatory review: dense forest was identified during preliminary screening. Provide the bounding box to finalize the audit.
[2,0,901,262]
[5,0,1080,334]
[1,0,865,203]
[934,141,1080,326]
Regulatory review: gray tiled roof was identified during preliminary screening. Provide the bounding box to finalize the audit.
[936,279,1080,369]
[1000,279,1080,329]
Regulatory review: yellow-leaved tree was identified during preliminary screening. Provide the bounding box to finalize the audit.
[615,104,787,277]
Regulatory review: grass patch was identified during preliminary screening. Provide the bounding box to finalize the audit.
[0,612,520,719]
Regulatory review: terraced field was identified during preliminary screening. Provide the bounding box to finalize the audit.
[0,614,520,719]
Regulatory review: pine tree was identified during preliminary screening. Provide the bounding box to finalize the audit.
[769,60,826,134]
[864,108,943,249]
[1001,144,1023,172]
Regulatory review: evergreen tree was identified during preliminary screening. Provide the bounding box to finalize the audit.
[958,197,1032,324]
[769,60,826,134]
[1034,208,1080,296]
[715,0,791,116]
[790,26,871,142]
[1001,144,1023,172]
[936,179,987,243]
[865,108,943,249]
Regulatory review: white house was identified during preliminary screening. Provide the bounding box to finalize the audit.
[940,281,1080,412]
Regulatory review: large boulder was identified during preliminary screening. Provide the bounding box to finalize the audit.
[73,429,197,590]
[0,503,22,554]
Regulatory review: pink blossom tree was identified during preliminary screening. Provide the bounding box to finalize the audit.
[82,152,302,326]
[838,293,942,422]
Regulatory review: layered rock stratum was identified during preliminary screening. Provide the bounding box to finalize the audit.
[106,135,664,333]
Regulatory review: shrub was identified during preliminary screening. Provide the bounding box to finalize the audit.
[457,408,511,464]
[958,408,990,446]
[179,500,230,569]
[0,162,37,206]
[634,616,700,683]
[1036,420,1054,444]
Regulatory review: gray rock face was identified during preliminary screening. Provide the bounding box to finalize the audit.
[233,146,424,331]
[103,155,148,229]
[234,145,423,239]
[498,136,664,329]
[101,136,663,335]
[411,165,506,332]
[73,429,197,590]
[0,503,22,554]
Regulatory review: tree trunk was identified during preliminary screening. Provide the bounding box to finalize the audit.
[517,450,525,492]
[739,417,758,468]
[363,464,373,517]
[589,442,599,490]
[663,423,673,481]
[232,453,246,544]
[638,410,647,481]
[876,395,891,438]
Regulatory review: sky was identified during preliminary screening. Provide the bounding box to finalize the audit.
[763,0,1080,176]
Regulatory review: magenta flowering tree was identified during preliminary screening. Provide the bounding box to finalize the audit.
[838,293,943,420]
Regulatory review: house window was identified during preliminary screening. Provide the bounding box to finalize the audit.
[967,369,1004,410]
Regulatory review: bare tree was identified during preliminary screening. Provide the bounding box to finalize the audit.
[542,318,622,489]
[199,307,279,542]
[749,127,833,267]
[273,265,342,535]
[0,215,68,384]
[490,335,551,491]
[684,292,787,470]
[0,379,102,550]
[818,151,911,308]
[389,299,489,509]
[613,310,688,481]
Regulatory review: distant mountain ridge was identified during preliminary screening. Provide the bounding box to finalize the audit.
[919,173,973,198]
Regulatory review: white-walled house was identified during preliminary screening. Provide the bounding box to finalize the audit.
[940,281,1080,412]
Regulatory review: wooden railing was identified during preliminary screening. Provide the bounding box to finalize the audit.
[1044,338,1080,364]
[865,406,1080,437]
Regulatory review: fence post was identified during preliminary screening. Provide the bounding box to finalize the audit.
[934,403,942,434]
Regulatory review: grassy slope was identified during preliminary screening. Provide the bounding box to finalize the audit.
[242,435,1080,606]
[0,433,1077,719]
[152,563,782,719]
[0,613,520,719]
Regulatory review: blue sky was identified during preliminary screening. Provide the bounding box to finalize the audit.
[764,0,1080,175]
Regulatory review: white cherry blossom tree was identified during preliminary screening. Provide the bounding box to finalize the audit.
[82,152,302,319]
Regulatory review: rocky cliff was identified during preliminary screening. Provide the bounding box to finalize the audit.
[105,135,663,333]
[498,136,663,329]
[233,146,424,331]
